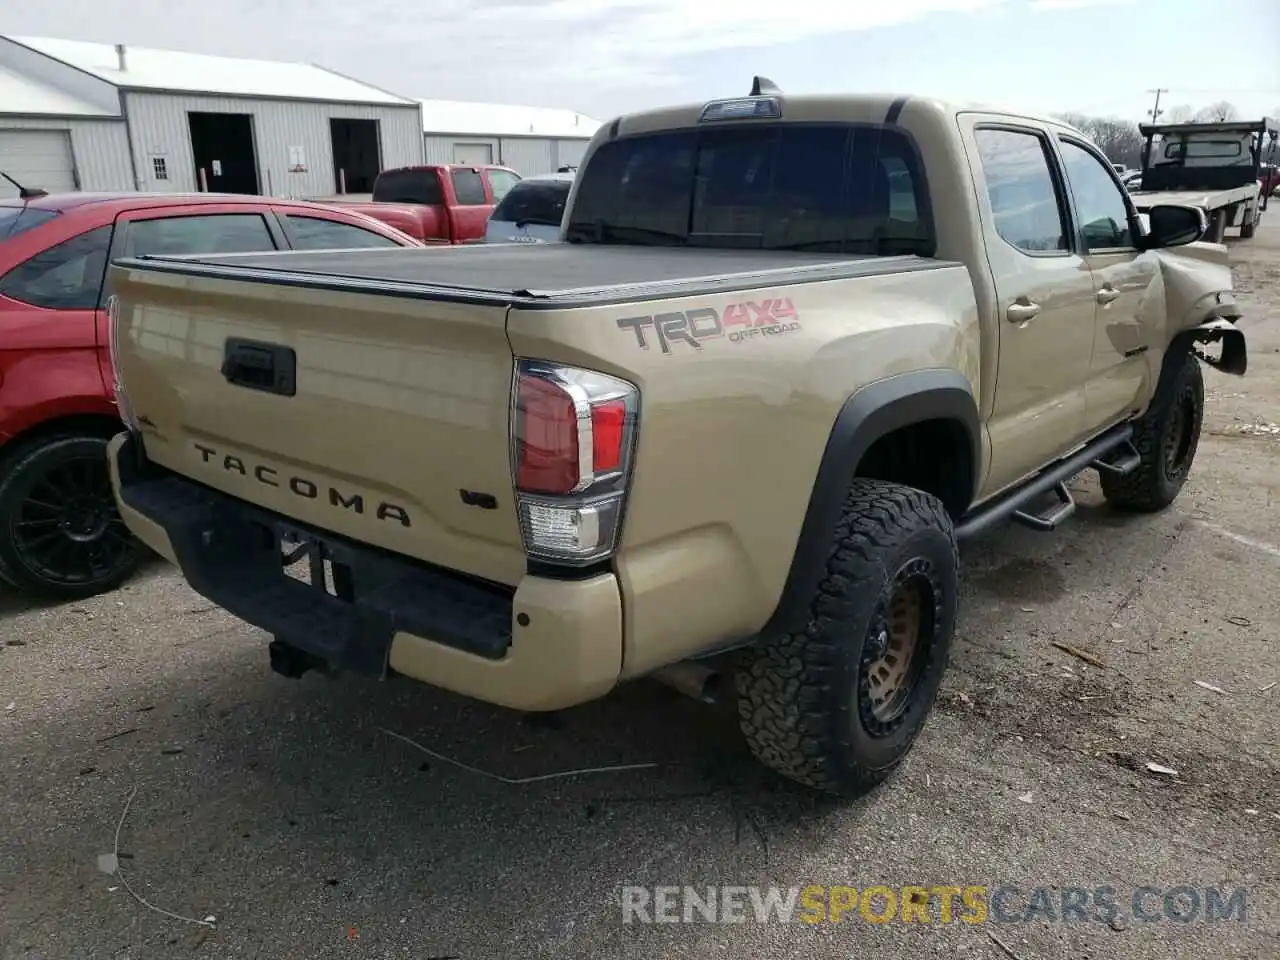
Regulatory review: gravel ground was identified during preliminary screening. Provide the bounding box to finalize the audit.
[2,223,1278,960]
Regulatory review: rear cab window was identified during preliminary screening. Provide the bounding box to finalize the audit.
[565,122,935,256]
[372,169,444,205]
[490,179,572,227]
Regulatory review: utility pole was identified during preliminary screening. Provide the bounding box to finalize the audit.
[1147,88,1168,123]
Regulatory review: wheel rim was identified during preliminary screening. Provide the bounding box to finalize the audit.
[857,559,938,737]
[1163,385,1197,479]
[10,453,136,586]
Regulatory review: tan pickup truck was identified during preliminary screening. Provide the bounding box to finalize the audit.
[104,79,1248,797]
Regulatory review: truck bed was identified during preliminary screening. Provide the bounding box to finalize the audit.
[120,243,952,308]
[1128,184,1257,212]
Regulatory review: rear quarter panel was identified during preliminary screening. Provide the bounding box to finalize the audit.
[507,263,980,676]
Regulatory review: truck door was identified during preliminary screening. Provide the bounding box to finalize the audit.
[963,120,1097,496]
[1052,135,1158,432]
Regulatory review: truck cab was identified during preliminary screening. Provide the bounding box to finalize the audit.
[329,164,524,244]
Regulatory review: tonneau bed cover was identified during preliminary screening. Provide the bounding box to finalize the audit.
[117,243,953,307]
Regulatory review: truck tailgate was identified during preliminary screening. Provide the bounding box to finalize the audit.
[108,262,526,587]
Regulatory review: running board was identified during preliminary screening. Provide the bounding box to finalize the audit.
[955,425,1134,540]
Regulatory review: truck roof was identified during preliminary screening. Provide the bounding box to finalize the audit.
[606,84,1088,140]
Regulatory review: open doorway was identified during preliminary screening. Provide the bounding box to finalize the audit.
[188,112,260,194]
[330,118,381,194]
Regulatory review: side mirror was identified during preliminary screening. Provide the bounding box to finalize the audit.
[1139,204,1206,249]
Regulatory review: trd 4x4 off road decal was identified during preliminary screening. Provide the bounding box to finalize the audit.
[616,298,801,354]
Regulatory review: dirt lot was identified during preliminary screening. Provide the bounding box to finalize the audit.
[2,224,1278,960]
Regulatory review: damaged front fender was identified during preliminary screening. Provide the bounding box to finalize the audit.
[1187,316,1247,375]
[1150,243,1247,376]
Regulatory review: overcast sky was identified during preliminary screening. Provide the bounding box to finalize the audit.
[3,0,1277,122]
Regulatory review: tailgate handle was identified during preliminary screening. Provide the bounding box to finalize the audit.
[221,338,297,396]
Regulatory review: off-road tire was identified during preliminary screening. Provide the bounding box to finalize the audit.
[0,434,142,599]
[735,479,958,797]
[1101,351,1204,512]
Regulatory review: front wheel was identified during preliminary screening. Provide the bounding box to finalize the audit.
[1101,351,1204,512]
[735,479,958,797]
[0,434,142,599]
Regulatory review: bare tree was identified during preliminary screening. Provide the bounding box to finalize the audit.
[1164,104,1195,123]
[1055,112,1145,168]
[1193,101,1239,122]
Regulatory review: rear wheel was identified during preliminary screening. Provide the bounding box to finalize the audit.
[1101,352,1204,512]
[0,435,142,599]
[735,479,958,797]
[1241,207,1258,239]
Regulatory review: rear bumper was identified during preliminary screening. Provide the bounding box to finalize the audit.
[107,432,623,711]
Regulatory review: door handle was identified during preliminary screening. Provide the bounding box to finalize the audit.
[1096,286,1121,305]
[222,338,297,396]
[1006,300,1041,323]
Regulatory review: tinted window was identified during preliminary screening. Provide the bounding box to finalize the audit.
[487,169,522,203]
[0,206,58,241]
[1163,139,1243,160]
[451,169,487,206]
[0,225,112,310]
[127,214,276,258]
[491,179,572,227]
[974,129,1068,254]
[566,124,933,255]
[1058,139,1133,249]
[285,215,402,250]
[372,169,443,205]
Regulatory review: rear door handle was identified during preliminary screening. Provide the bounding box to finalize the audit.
[1006,300,1041,323]
[1096,286,1121,305]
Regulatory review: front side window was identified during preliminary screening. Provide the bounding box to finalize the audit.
[491,180,572,228]
[487,169,522,203]
[0,225,113,310]
[565,123,933,255]
[1058,139,1133,250]
[451,169,488,206]
[126,214,277,258]
[974,128,1069,254]
[284,215,402,250]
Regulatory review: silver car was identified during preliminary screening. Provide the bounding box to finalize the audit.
[483,172,575,244]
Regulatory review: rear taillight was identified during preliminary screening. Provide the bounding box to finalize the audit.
[106,294,139,430]
[512,360,639,565]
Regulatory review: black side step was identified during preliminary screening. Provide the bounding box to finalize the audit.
[1090,439,1141,476]
[955,424,1134,540]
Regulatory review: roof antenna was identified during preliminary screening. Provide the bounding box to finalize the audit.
[750,76,781,96]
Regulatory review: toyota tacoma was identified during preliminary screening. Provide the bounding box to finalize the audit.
[103,80,1247,796]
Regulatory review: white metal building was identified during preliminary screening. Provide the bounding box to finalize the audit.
[420,99,603,177]
[0,35,425,198]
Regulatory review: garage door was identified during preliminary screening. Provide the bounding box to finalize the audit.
[452,142,494,165]
[0,129,77,199]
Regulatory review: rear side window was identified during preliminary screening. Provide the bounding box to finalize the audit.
[0,224,113,310]
[284,215,402,250]
[973,128,1069,254]
[490,180,572,227]
[372,169,444,205]
[451,169,487,206]
[566,123,934,255]
[0,206,58,241]
[126,214,277,257]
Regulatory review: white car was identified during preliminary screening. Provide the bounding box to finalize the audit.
[483,172,575,244]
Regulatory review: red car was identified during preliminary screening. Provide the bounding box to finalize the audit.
[0,192,421,599]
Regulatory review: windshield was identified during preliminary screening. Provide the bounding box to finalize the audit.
[491,179,572,227]
[565,122,935,256]
[0,205,57,241]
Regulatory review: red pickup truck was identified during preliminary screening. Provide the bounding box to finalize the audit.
[329,164,523,244]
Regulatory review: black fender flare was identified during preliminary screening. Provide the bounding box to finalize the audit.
[760,369,981,638]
